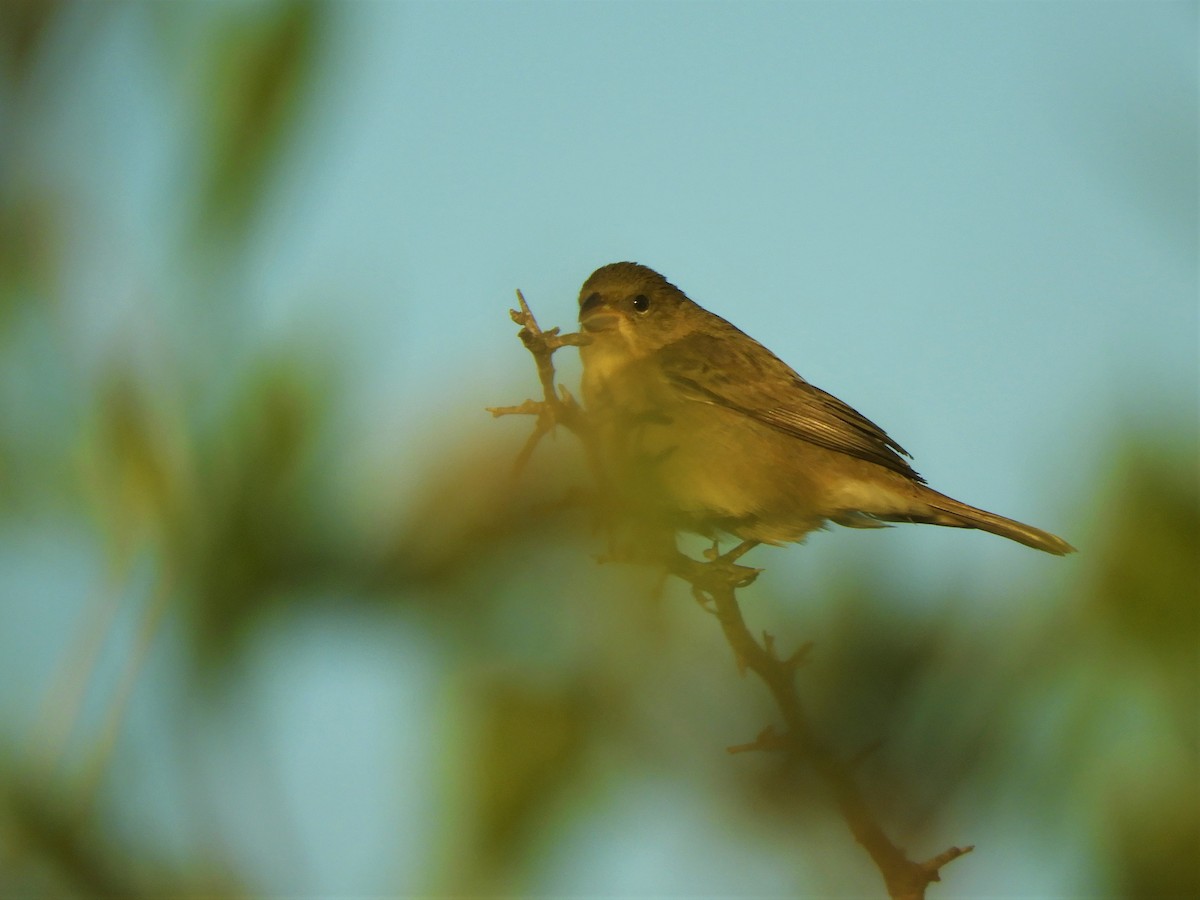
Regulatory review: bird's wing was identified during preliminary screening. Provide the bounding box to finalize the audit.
[657,330,923,481]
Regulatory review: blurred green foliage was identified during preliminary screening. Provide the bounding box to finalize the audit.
[1090,441,1198,666]
[192,1,323,236]
[0,4,1196,899]
[0,0,62,83]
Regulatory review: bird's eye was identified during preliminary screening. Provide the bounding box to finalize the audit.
[631,294,650,313]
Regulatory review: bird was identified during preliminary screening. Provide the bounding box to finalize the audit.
[576,261,1075,555]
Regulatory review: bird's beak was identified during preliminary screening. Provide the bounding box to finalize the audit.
[579,295,619,333]
[580,311,619,333]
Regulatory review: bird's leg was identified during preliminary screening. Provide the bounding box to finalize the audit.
[671,540,762,593]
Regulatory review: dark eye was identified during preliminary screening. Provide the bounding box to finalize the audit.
[631,294,650,313]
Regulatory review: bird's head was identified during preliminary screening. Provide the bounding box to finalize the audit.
[578,262,699,356]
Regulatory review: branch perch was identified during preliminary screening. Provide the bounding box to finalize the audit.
[491,291,973,900]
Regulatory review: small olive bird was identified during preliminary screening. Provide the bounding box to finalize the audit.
[577,262,1074,555]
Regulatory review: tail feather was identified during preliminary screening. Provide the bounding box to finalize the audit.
[892,489,1076,556]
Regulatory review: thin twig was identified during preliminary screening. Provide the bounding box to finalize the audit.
[485,289,590,476]
[670,548,973,900]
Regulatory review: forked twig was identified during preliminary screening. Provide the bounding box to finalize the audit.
[486,289,590,475]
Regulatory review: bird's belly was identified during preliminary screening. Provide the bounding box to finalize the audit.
[622,401,827,538]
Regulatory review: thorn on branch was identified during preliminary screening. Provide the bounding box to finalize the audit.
[690,586,716,613]
[485,399,546,418]
[784,641,814,671]
[762,632,813,673]
[727,724,790,755]
[921,844,974,880]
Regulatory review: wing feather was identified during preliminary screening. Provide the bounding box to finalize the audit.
[656,329,923,482]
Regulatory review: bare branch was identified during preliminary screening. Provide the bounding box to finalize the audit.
[668,548,972,900]
[492,287,972,900]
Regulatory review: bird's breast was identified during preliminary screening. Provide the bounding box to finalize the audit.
[579,333,652,408]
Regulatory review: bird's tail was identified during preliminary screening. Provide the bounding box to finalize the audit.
[902,488,1076,555]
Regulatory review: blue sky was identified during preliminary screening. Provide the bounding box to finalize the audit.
[251,2,1194,522]
[228,1,1197,599]
[35,1,1196,530]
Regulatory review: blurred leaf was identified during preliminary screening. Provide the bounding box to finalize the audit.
[0,190,61,333]
[196,1,323,235]
[185,355,339,663]
[1085,439,1200,900]
[85,366,190,563]
[3,774,245,899]
[1088,439,1200,686]
[0,0,64,83]
[458,677,591,893]
[1109,774,1200,900]
[373,433,590,596]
